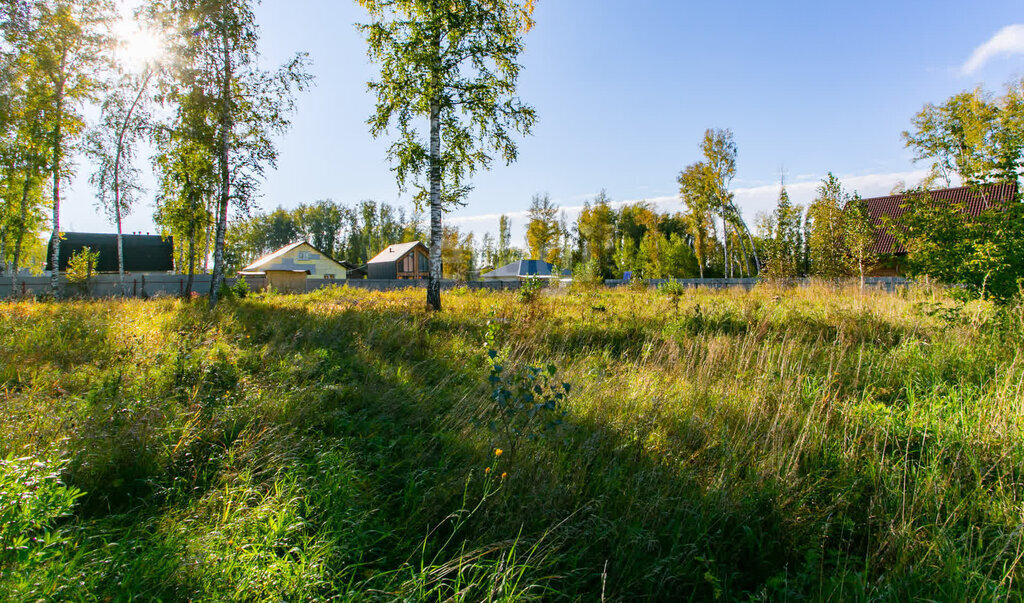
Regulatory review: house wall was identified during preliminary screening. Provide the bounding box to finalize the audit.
[265,271,308,293]
[396,249,430,279]
[255,244,347,280]
[366,260,397,280]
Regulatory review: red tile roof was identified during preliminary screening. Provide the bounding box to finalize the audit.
[860,182,1018,255]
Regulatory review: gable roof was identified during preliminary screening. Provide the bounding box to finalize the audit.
[367,241,427,264]
[861,182,1018,255]
[47,232,174,272]
[242,241,348,273]
[482,259,557,279]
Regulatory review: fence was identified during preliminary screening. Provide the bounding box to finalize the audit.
[0,274,527,298]
[604,277,910,293]
[0,274,910,299]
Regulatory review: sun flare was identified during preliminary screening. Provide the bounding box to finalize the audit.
[114,18,165,70]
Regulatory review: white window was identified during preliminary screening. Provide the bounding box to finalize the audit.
[324,274,335,280]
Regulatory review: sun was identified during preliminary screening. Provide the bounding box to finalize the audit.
[114,16,165,71]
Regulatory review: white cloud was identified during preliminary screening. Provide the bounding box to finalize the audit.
[960,24,1024,76]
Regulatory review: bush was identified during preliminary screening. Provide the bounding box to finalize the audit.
[518,276,543,303]
[0,455,83,597]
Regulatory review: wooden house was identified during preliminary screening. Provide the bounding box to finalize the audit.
[366,241,431,280]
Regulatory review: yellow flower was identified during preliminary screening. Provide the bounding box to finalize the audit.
[501,472,508,480]
[485,467,491,474]
[494,448,503,457]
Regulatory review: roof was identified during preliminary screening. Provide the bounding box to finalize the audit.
[482,259,558,279]
[861,182,1018,255]
[242,241,348,273]
[47,232,174,272]
[367,241,427,264]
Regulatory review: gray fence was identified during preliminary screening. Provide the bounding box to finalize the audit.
[0,274,909,299]
[604,277,910,292]
[0,274,526,298]
[0,274,239,298]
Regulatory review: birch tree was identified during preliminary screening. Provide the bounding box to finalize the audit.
[146,0,311,306]
[86,69,152,287]
[27,0,115,293]
[358,0,538,311]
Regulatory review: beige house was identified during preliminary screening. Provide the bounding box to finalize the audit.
[239,241,348,291]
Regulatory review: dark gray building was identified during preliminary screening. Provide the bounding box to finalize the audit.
[366,241,431,280]
[46,232,174,273]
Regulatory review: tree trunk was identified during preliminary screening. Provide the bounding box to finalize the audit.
[49,71,66,296]
[186,212,196,296]
[203,193,212,272]
[10,172,33,295]
[209,27,233,308]
[426,96,442,311]
[113,69,152,293]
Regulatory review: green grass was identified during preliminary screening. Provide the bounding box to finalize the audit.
[1,282,1023,600]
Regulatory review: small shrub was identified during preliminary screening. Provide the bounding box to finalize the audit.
[66,247,101,295]
[0,455,83,594]
[518,277,543,303]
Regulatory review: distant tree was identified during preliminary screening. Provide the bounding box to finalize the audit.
[295,200,343,258]
[577,189,616,277]
[154,137,214,293]
[899,80,1024,300]
[0,11,50,290]
[358,0,538,311]
[678,162,713,278]
[759,183,804,279]
[843,194,877,287]
[807,173,854,278]
[497,214,513,265]
[441,225,474,280]
[903,80,1024,187]
[526,193,559,262]
[86,68,153,286]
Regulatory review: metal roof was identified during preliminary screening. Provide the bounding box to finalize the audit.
[242,241,348,273]
[861,182,1018,255]
[481,259,557,279]
[367,241,427,264]
[47,232,174,272]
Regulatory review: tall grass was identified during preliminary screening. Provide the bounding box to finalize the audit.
[1,282,1022,599]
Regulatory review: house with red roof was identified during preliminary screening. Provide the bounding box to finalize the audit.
[859,182,1018,276]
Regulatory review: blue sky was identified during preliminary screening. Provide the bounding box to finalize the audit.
[64,0,1024,246]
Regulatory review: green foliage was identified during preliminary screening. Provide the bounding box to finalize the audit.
[759,184,805,279]
[896,190,1024,301]
[903,80,1024,187]
[217,275,250,301]
[65,246,101,288]
[517,276,543,303]
[483,338,570,453]
[0,455,83,599]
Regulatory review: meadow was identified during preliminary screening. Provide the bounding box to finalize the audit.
[2,282,1023,600]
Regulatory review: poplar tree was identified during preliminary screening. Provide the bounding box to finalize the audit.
[525,192,559,262]
[358,0,538,311]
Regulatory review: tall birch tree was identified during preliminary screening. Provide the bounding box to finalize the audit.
[27,0,115,293]
[146,0,311,306]
[358,0,538,311]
